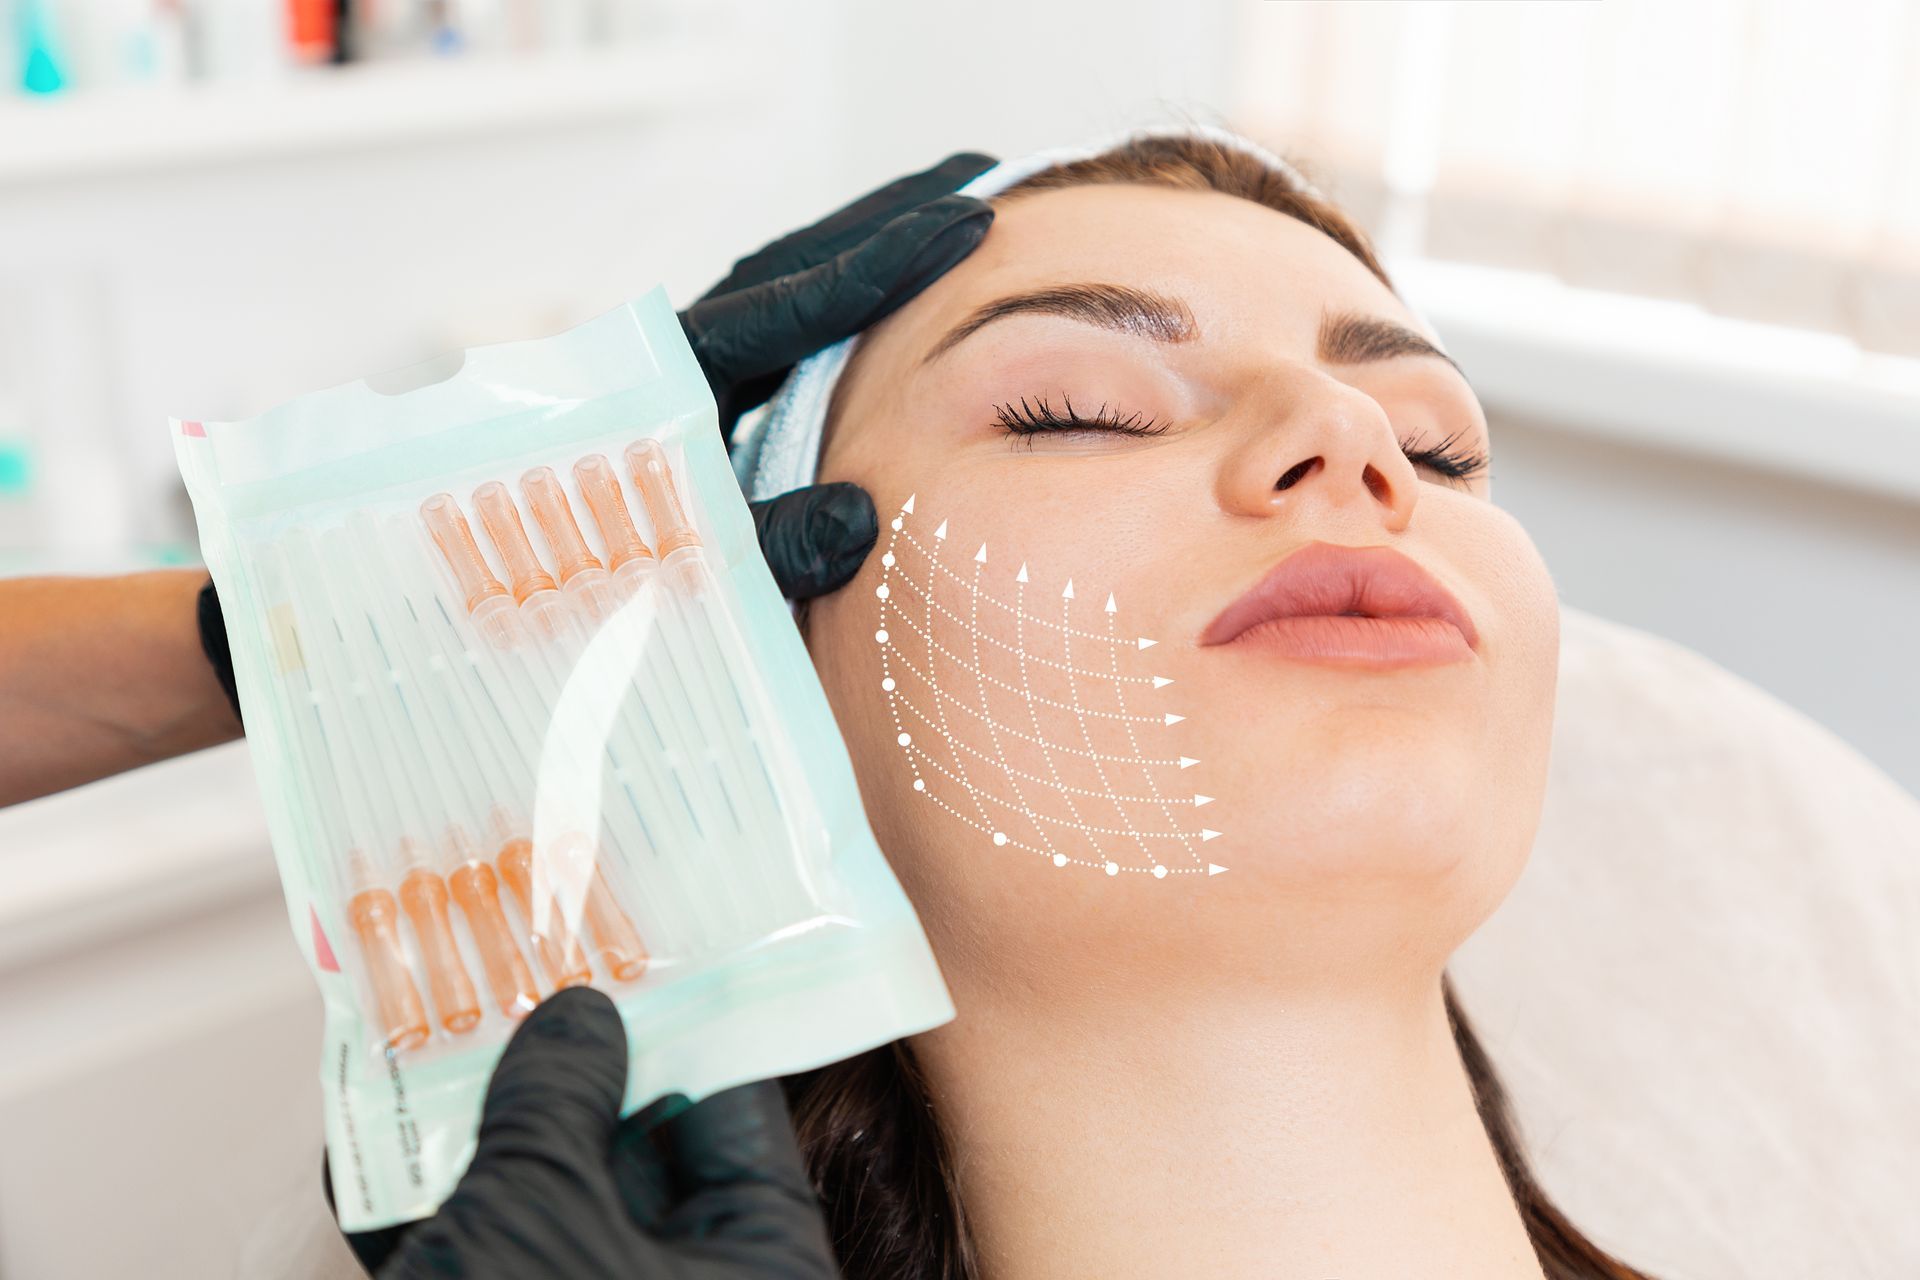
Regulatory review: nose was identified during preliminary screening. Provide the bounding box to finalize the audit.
[1214,369,1419,533]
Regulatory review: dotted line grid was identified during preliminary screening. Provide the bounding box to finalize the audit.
[1054,574,1168,869]
[892,526,1148,647]
[915,519,995,843]
[890,698,1201,802]
[899,745,1203,839]
[880,570,1159,684]
[1102,589,1201,867]
[907,767,1210,877]
[880,636,1167,724]
[876,503,1222,880]
[1012,556,1095,863]
[966,553,1062,862]
[879,657,1189,766]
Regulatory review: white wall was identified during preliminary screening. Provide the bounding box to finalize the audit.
[1,2,1915,1275]
[1486,414,1920,798]
[824,0,1240,188]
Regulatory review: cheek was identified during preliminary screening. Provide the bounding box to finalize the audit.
[806,485,1205,935]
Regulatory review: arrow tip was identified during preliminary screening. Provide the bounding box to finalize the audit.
[901,493,916,513]
[1208,862,1227,876]
[1200,828,1220,842]
[974,543,987,563]
[1016,561,1029,583]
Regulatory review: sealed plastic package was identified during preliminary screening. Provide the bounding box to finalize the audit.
[173,289,952,1231]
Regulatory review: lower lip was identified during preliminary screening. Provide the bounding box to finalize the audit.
[1219,615,1475,667]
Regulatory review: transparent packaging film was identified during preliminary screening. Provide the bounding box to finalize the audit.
[173,291,954,1230]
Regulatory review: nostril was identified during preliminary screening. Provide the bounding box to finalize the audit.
[1274,457,1318,491]
[1363,463,1391,503]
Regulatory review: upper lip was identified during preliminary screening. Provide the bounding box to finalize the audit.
[1199,541,1480,649]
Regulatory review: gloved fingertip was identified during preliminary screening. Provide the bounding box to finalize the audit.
[858,195,994,324]
[476,987,628,1153]
[809,482,879,592]
[514,985,624,1057]
[929,151,1001,187]
[758,482,876,599]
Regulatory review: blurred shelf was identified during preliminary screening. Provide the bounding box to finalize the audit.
[0,742,276,972]
[1393,257,1920,506]
[0,44,748,186]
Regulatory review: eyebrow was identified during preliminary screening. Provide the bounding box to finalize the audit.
[921,282,1468,384]
[923,283,1196,363]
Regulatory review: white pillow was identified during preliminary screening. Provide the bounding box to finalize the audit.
[1452,605,1920,1279]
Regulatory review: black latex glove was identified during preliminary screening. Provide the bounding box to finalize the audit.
[197,151,997,716]
[336,987,839,1280]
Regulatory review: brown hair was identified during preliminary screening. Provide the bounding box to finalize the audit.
[784,133,1660,1280]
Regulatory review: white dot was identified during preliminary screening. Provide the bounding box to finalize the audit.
[890,517,903,531]
[880,677,895,691]
[992,831,1007,846]
[1152,865,1167,879]
[875,584,889,599]
[1104,861,1119,876]
[1051,853,1067,867]
[897,732,911,747]
[874,629,888,644]
[913,778,925,791]
[881,552,895,567]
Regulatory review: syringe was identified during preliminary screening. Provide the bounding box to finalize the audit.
[464,481,738,958]
[417,494,604,983]
[298,528,482,1038]
[272,535,431,1053]
[572,453,788,939]
[343,515,544,1018]
[521,466,621,625]
[627,440,825,927]
[390,518,701,968]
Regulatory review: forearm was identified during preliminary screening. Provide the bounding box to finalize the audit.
[0,569,241,806]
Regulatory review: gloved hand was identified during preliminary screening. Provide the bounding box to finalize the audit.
[337,986,840,1280]
[196,152,998,719]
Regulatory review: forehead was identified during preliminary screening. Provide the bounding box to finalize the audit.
[867,182,1432,362]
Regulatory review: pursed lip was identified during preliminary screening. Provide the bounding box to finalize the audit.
[1198,541,1480,650]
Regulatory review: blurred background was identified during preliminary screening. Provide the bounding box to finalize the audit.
[0,0,1914,1276]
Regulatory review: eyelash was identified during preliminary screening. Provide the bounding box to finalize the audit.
[994,394,1168,443]
[990,394,1491,481]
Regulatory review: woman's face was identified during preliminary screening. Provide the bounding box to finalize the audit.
[806,183,1560,999]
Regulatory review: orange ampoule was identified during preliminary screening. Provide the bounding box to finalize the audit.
[473,481,577,646]
[347,857,430,1053]
[445,823,540,1019]
[572,453,655,583]
[624,440,701,556]
[582,865,649,982]
[421,494,520,650]
[397,837,481,1035]
[521,466,621,623]
[472,481,556,602]
[491,810,592,989]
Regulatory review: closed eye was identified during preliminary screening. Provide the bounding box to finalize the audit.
[991,395,1489,483]
[993,394,1169,444]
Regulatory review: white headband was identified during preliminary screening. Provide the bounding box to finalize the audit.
[727,125,1329,555]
